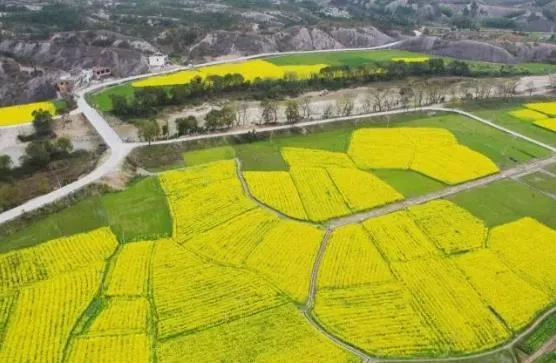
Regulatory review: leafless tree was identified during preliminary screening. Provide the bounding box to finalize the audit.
[335,93,355,117]
[260,100,278,124]
[361,92,374,113]
[399,85,414,110]
[322,103,334,119]
[369,88,390,112]
[300,96,312,119]
[424,80,448,104]
[237,101,249,126]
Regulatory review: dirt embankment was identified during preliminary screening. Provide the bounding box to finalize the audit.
[395,36,556,65]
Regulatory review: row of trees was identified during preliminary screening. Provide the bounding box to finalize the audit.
[133,76,524,143]
[109,58,527,120]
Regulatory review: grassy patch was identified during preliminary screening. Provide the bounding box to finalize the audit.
[520,171,556,195]
[0,197,108,254]
[234,142,287,171]
[183,146,236,166]
[0,177,173,252]
[87,84,134,112]
[371,169,445,198]
[517,314,556,354]
[447,179,556,229]
[101,177,172,242]
[463,105,556,148]
[267,49,430,66]
[535,352,556,363]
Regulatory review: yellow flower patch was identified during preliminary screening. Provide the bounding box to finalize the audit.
[362,211,439,262]
[348,127,498,184]
[454,250,551,331]
[246,220,324,303]
[67,334,151,363]
[509,109,549,121]
[289,167,351,222]
[279,64,328,79]
[534,118,556,132]
[327,167,403,212]
[525,101,556,117]
[392,57,430,63]
[104,241,153,297]
[314,282,442,357]
[408,200,487,254]
[391,257,510,353]
[152,239,286,338]
[157,304,358,362]
[243,171,307,220]
[489,217,556,297]
[88,298,150,335]
[281,147,356,169]
[185,208,279,265]
[0,101,56,127]
[318,224,393,289]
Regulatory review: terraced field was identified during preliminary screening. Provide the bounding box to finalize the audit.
[1,110,555,361]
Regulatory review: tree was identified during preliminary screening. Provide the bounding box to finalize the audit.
[54,137,73,156]
[301,96,312,119]
[237,102,249,126]
[285,100,301,124]
[549,74,556,89]
[138,119,159,145]
[322,103,334,119]
[335,93,355,117]
[0,154,12,176]
[220,104,236,128]
[260,100,278,124]
[32,109,54,138]
[526,80,535,97]
[368,88,390,112]
[110,94,131,117]
[23,140,51,167]
[176,116,198,135]
[470,1,479,17]
[399,86,414,110]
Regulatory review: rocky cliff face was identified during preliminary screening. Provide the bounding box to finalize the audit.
[396,36,556,64]
[0,58,59,107]
[188,26,394,59]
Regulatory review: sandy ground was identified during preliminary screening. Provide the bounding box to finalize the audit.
[0,113,102,167]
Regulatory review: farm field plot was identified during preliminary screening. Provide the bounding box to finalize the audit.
[0,158,555,360]
[0,101,56,127]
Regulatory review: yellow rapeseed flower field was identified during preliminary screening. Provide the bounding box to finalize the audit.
[289,166,351,222]
[391,257,510,353]
[280,64,328,79]
[318,224,393,289]
[509,109,549,121]
[327,167,403,212]
[159,161,257,242]
[489,217,556,297]
[314,282,442,356]
[0,266,103,362]
[534,118,556,132]
[281,147,356,169]
[246,220,325,303]
[104,241,153,296]
[392,57,430,63]
[152,239,286,338]
[243,171,308,220]
[525,101,556,117]
[0,227,117,294]
[348,127,498,184]
[453,250,551,331]
[133,60,327,87]
[0,101,56,127]
[67,334,151,363]
[88,298,150,335]
[408,200,487,254]
[157,304,358,362]
[185,208,279,265]
[362,211,439,262]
